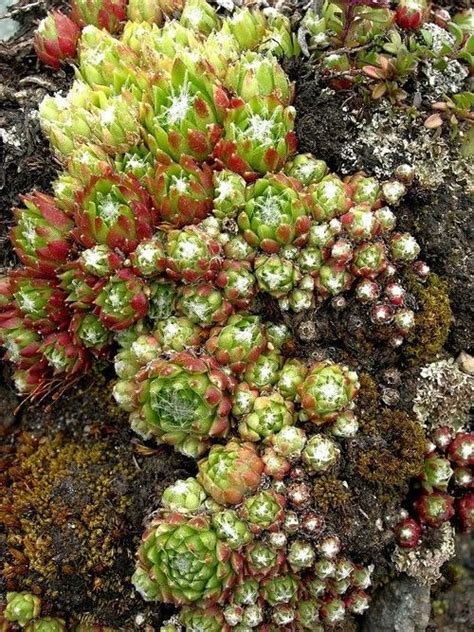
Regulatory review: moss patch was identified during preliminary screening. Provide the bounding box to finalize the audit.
[404,272,452,365]
[314,475,352,514]
[355,410,425,492]
[1,432,134,599]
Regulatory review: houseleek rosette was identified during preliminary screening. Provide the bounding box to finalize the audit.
[197,441,264,505]
[133,513,239,605]
[132,351,233,456]
[238,173,311,253]
[73,169,157,254]
[298,361,360,424]
[205,314,267,373]
[140,58,230,162]
[213,96,297,180]
[11,192,73,277]
[147,155,214,227]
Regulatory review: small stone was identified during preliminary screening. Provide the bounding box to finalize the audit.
[457,351,474,376]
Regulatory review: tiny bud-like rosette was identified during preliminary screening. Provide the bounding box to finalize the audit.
[4,592,42,627]
[395,0,428,30]
[34,11,81,69]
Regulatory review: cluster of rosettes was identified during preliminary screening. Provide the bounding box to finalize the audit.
[300,0,472,100]
[2,592,63,631]
[0,0,426,398]
[114,315,361,456]
[133,436,373,631]
[394,428,473,548]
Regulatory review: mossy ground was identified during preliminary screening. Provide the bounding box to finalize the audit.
[1,370,194,628]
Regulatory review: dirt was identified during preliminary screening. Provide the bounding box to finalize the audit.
[0,0,71,268]
[397,187,473,354]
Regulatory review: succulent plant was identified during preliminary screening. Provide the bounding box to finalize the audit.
[243,350,283,389]
[73,170,156,253]
[71,0,127,33]
[422,455,454,492]
[141,58,229,162]
[298,362,360,425]
[148,155,214,227]
[166,226,222,283]
[34,11,81,68]
[239,173,310,253]
[131,352,233,456]
[212,510,252,550]
[396,0,428,31]
[214,96,297,180]
[220,7,267,52]
[254,254,300,300]
[11,274,69,335]
[179,606,226,631]
[215,261,256,310]
[205,314,267,373]
[414,491,455,528]
[134,513,238,605]
[302,434,341,473]
[458,493,474,532]
[284,153,328,186]
[127,0,163,24]
[225,51,294,105]
[180,0,219,35]
[448,433,474,466]
[25,618,67,632]
[4,592,42,627]
[310,175,353,222]
[238,391,294,442]
[394,517,422,548]
[197,441,264,505]
[262,574,298,605]
[94,269,148,330]
[176,283,232,326]
[11,192,73,276]
[162,478,207,514]
[41,332,89,375]
[240,489,285,532]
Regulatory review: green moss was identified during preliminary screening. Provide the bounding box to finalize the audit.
[403,272,452,365]
[355,409,425,491]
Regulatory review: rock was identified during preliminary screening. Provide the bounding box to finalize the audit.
[457,351,474,375]
[362,575,431,632]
